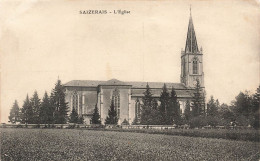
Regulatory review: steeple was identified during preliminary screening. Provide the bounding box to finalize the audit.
[181,7,204,88]
[185,7,199,53]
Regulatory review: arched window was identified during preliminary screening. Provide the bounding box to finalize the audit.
[135,98,141,121]
[183,58,186,76]
[193,59,198,74]
[112,88,120,118]
[72,91,78,111]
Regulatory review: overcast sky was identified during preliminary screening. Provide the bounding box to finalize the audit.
[1,0,259,123]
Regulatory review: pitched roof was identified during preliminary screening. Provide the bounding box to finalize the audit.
[100,79,130,86]
[185,11,199,53]
[64,80,105,87]
[64,79,187,89]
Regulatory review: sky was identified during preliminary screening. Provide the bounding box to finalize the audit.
[0,0,259,123]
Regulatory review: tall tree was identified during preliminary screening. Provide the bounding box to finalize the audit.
[105,99,118,124]
[206,96,218,116]
[169,87,181,125]
[191,79,205,117]
[250,86,260,128]
[140,83,153,125]
[30,91,41,124]
[39,92,53,124]
[20,95,33,124]
[51,79,69,124]
[8,100,20,124]
[184,100,191,121]
[91,104,101,124]
[234,91,251,118]
[159,84,170,124]
[69,108,79,123]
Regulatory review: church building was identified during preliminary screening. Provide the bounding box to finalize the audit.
[64,11,205,125]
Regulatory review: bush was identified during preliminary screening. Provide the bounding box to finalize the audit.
[189,116,207,128]
[205,116,219,127]
[121,119,129,125]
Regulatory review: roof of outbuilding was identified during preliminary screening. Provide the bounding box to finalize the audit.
[64,79,187,89]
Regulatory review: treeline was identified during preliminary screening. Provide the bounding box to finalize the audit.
[8,79,84,125]
[204,87,260,128]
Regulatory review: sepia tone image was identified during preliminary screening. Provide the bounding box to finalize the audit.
[0,0,259,160]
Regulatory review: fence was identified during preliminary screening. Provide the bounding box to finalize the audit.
[0,123,252,130]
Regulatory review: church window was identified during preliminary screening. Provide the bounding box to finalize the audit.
[183,59,186,76]
[112,88,120,118]
[193,59,198,74]
[135,99,141,121]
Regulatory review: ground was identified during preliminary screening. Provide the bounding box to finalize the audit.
[1,128,259,161]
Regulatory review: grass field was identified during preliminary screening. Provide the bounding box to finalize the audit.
[1,128,259,161]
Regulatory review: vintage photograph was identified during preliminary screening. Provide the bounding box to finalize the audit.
[0,0,259,160]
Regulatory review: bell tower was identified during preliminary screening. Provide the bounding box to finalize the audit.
[180,8,204,88]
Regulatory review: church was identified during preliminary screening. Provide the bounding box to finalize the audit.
[64,11,205,125]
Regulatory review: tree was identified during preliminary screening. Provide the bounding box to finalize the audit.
[8,100,20,124]
[30,91,41,124]
[233,91,251,118]
[39,92,53,124]
[191,79,205,117]
[159,84,170,124]
[91,105,101,124]
[69,108,79,123]
[20,95,33,124]
[250,86,260,128]
[51,79,69,124]
[184,100,191,122]
[140,83,154,125]
[206,96,218,116]
[169,87,181,125]
[121,119,129,125]
[105,99,118,125]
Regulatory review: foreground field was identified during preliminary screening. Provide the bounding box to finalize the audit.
[1,128,259,161]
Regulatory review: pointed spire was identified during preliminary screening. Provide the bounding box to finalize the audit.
[190,5,192,14]
[185,7,199,53]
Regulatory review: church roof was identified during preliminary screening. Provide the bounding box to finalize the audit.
[64,79,187,89]
[185,9,199,53]
[100,79,130,86]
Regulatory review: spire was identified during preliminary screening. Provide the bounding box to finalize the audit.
[185,7,199,53]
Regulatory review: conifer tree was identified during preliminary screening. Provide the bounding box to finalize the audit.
[69,108,79,123]
[184,100,191,121]
[91,104,101,124]
[191,79,205,117]
[30,91,41,124]
[169,87,181,125]
[206,96,218,116]
[39,91,52,124]
[140,83,153,125]
[8,100,20,124]
[105,99,118,125]
[51,79,69,124]
[20,95,33,124]
[159,84,170,124]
